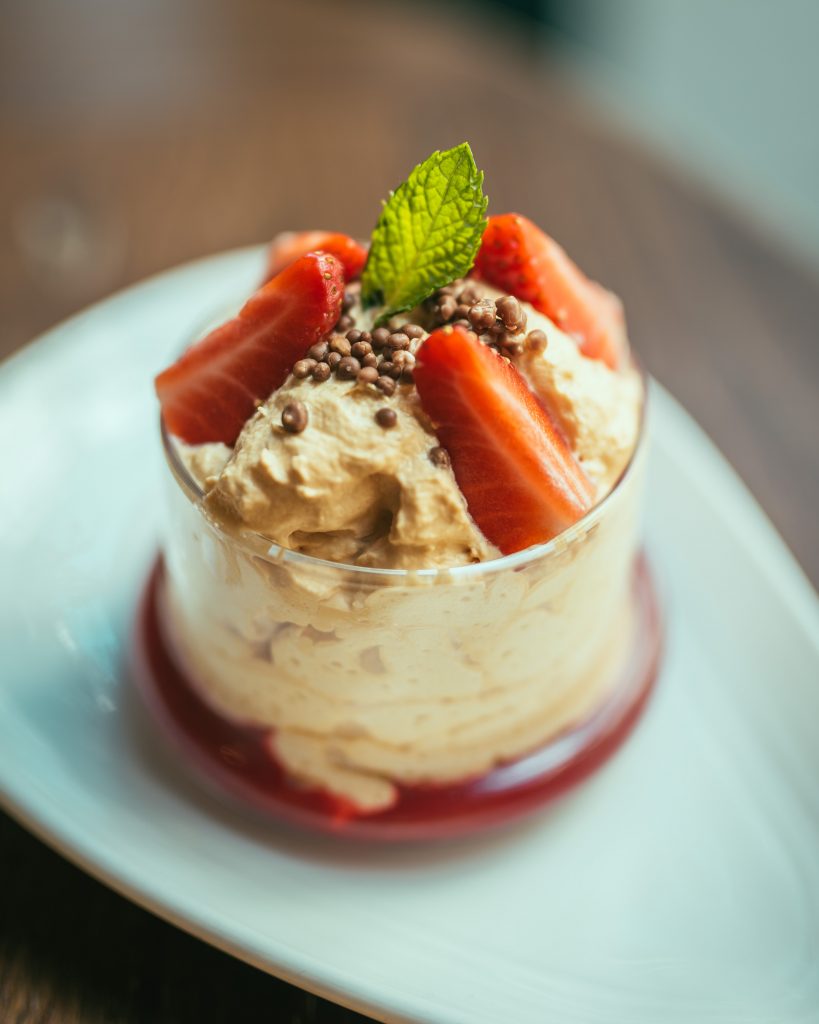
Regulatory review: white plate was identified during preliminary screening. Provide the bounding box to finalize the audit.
[2,248,819,1024]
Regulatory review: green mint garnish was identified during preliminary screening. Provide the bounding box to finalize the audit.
[361,143,488,323]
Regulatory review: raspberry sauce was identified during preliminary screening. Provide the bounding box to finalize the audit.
[132,557,662,841]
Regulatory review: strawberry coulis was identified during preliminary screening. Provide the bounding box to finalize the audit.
[131,556,662,841]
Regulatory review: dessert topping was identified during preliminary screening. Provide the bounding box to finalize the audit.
[374,408,398,429]
[414,325,594,554]
[263,231,367,284]
[337,356,361,380]
[155,252,343,445]
[281,401,308,434]
[526,329,548,353]
[287,318,423,390]
[474,213,626,369]
[361,143,488,323]
[428,445,451,468]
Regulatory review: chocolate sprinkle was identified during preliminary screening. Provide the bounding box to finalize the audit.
[527,328,548,353]
[292,358,316,379]
[428,445,450,468]
[281,401,308,433]
[375,407,397,429]
[496,295,527,333]
[387,331,411,351]
[329,335,352,357]
[351,340,373,360]
[337,356,361,380]
[307,341,329,361]
[371,327,390,350]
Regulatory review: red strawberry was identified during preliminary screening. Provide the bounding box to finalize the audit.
[474,213,627,370]
[414,326,594,554]
[156,252,343,445]
[263,231,367,283]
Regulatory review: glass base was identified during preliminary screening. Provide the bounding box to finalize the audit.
[132,555,662,841]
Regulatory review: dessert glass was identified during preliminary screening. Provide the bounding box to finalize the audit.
[134,391,660,841]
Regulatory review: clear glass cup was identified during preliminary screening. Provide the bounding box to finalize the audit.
[134,389,660,840]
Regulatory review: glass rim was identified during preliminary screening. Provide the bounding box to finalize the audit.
[160,366,648,581]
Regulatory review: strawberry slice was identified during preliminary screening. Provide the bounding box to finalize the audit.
[156,252,343,445]
[263,231,367,283]
[414,326,594,554]
[474,213,627,370]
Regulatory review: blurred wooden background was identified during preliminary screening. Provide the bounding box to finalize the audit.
[1,1,817,1021]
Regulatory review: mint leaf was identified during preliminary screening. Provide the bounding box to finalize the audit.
[361,143,488,321]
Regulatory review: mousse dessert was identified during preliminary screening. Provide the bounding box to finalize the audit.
[145,144,656,834]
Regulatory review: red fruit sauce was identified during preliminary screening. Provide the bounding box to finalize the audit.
[132,556,662,841]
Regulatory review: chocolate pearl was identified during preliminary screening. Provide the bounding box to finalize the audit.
[401,367,415,384]
[403,324,424,339]
[346,329,362,344]
[388,332,410,351]
[312,361,331,382]
[359,330,372,343]
[375,376,396,396]
[504,339,525,357]
[375,407,397,429]
[457,284,480,306]
[453,319,472,330]
[391,349,415,370]
[293,358,316,379]
[358,366,379,385]
[336,356,361,380]
[527,329,548,353]
[362,352,379,368]
[455,303,471,320]
[371,327,391,350]
[337,314,354,332]
[327,351,342,369]
[377,359,394,376]
[496,295,526,333]
[307,341,329,361]
[385,362,403,379]
[351,340,373,360]
[281,401,308,433]
[428,445,450,468]
[468,299,497,333]
[438,295,457,321]
[330,335,352,356]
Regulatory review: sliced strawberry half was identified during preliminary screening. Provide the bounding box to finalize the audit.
[474,213,627,370]
[263,231,367,284]
[414,326,594,554]
[156,252,344,445]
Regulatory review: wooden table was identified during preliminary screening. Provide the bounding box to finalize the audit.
[1,2,817,1021]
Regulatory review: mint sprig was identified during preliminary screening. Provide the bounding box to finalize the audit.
[361,143,488,323]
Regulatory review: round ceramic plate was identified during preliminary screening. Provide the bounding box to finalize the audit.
[2,248,819,1023]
